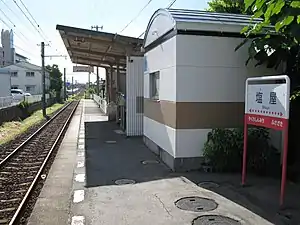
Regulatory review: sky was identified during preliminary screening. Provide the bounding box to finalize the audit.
[0,0,209,83]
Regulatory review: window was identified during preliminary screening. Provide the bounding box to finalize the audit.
[150,71,160,100]
[11,86,18,89]
[25,85,35,93]
[26,72,35,77]
[11,72,18,77]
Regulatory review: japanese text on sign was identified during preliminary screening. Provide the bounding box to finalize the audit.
[246,83,288,119]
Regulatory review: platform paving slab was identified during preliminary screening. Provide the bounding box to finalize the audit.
[26,101,83,225]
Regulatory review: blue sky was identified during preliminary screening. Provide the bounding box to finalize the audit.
[0,0,209,83]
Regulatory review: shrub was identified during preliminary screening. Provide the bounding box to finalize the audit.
[203,127,278,175]
[17,101,30,119]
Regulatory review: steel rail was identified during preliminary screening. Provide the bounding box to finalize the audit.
[8,100,79,225]
[0,101,72,168]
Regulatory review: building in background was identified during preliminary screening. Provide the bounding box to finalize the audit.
[0,29,15,67]
[0,29,29,67]
[0,46,4,67]
[15,53,28,63]
[4,61,50,95]
[0,68,11,97]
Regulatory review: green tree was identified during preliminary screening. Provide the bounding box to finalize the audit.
[239,0,300,177]
[238,0,300,79]
[46,64,63,102]
[207,0,252,14]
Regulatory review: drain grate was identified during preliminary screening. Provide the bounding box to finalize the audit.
[175,197,218,212]
[115,179,136,185]
[193,215,241,225]
[141,160,160,165]
[198,182,219,189]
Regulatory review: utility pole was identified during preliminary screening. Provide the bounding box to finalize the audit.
[72,76,74,96]
[39,43,67,118]
[91,25,103,96]
[64,68,67,101]
[41,42,47,118]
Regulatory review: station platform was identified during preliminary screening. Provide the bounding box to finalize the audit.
[27,99,299,225]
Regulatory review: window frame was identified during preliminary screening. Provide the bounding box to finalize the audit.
[26,71,35,77]
[149,71,160,100]
[11,71,18,77]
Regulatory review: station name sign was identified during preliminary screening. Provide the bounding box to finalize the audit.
[245,78,289,130]
[73,66,93,73]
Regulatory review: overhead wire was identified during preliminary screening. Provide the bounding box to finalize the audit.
[137,0,178,38]
[12,0,48,43]
[119,0,154,34]
[4,0,63,57]
[18,0,49,41]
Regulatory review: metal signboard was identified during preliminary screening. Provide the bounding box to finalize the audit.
[245,79,289,130]
[242,75,290,206]
[73,66,93,73]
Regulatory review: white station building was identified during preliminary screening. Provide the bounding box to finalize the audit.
[57,8,282,171]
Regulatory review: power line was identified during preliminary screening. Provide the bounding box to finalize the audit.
[11,0,63,55]
[12,0,49,44]
[0,7,15,27]
[167,0,177,8]
[119,0,154,34]
[18,0,49,41]
[0,12,35,49]
[0,0,39,38]
[137,0,178,38]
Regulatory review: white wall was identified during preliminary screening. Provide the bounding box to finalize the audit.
[126,56,144,136]
[144,36,177,155]
[144,34,283,159]
[6,64,50,95]
[175,35,283,156]
[0,70,11,97]
[176,35,280,103]
[144,36,177,100]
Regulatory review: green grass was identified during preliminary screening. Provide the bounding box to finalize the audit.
[0,103,64,145]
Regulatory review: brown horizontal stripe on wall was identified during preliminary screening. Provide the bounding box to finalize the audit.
[144,98,244,129]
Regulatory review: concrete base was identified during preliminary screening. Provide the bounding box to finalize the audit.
[107,102,117,121]
[143,135,203,172]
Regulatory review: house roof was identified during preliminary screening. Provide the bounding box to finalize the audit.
[56,25,144,69]
[143,8,264,48]
[16,53,28,59]
[2,61,50,73]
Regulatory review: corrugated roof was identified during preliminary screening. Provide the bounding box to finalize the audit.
[143,8,265,48]
[167,8,262,26]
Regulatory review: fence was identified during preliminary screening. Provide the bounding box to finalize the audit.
[93,94,107,114]
[0,94,50,109]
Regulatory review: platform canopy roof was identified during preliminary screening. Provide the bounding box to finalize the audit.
[56,25,144,69]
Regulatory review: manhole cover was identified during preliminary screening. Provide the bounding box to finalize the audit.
[115,179,136,185]
[105,140,117,144]
[193,215,241,225]
[142,160,160,165]
[198,182,219,189]
[175,197,218,212]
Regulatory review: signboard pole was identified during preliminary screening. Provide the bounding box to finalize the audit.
[243,75,290,206]
[280,125,289,206]
[242,118,248,186]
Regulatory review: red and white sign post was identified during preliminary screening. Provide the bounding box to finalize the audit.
[242,75,290,206]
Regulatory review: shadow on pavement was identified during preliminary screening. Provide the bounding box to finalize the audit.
[84,121,172,188]
[84,120,300,225]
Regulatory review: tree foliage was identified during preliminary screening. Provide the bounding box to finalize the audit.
[46,64,63,101]
[207,0,252,14]
[237,0,300,76]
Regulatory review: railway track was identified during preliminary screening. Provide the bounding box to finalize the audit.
[0,101,79,225]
